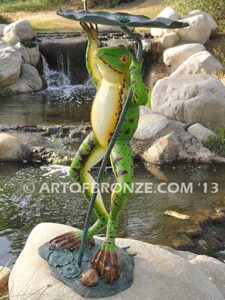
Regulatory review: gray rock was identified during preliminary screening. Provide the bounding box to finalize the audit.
[161,32,180,48]
[134,113,170,140]
[143,132,180,163]
[151,7,180,37]
[152,74,225,130]
[15,43,40,66]
[9,63,43,93]
[9,223,225,300]
[0,133,25,161]
[171,50,224,76]
[188,123,217,142]
[189,10,218,33]
[2,30,20,46]
[3,19,35,42]
[163,43,205,72]
[176,14,211,44]
[0,41,22,86]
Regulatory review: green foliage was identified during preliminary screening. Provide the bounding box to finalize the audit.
[205,130,225,157]
[0,0,66,13]
[0,78,13,97]
[165,0,225,20]
[0,14,11,24]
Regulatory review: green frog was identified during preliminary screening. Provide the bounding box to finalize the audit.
[50,22,148,284]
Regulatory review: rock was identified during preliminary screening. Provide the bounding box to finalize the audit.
[163,43,205,72]
[0,41,22,86]
[134,113,170,140]
[0,266,10,294]
[0,133,25,161]
[106,38,134,51]
[139,106,153,116]
[143,132,180,164]
[152,74,225,130]
[14,43,40,66]
[146,63,168,88]
[28,46,40,66]
[171,51,224,76]
[9,63,43,93]
[151,7,180,37]
[188,123,217,142]
[189,10,218,33]
[3,19,35,42]
[0,24,6,36]
[161,32,180,48]
[3,30,20,46]
[9,223,225,300]
[176,14,211,44]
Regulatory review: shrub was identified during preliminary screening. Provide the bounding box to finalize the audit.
[205,130,225,157]
[165,0,225,20]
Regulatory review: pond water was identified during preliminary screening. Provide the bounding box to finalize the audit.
[0,162,224,266]
[0,89,94,126]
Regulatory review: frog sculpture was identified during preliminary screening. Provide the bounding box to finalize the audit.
[50,22,148,284]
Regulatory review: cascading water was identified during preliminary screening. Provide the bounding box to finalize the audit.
[41,54,95,101]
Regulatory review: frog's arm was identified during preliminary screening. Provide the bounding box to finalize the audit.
[80,22,102,85]
[129,59,148,106]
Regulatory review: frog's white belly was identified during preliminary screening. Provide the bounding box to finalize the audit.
[91,80,122,148]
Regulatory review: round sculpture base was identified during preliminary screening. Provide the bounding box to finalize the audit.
[38,239,134,298]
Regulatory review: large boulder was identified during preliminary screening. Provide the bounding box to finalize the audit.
[3,30,20,46]
[142,132,180,164]
[0,133,25,161]
[152,74,225,130]
[188,123,217,142]
[160,32,180,48]
[151,7,180,37]
[15,43,40,66]
[9,63,43,93]
[176,13,211,44]
[3,19,35,42]
[189,10,218,33]
[0,41,22,86]
[163,43,205,72]
[171,51,224,76]
[9,223,225,300]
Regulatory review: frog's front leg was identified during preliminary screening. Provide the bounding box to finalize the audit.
[91,140,133,284]
[80,22,102,86]
[130,59,148,106]
[50,131,109,250]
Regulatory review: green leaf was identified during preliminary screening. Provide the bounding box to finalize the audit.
[56,9,189,29]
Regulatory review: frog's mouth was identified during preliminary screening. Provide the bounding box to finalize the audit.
[94,52,126,75]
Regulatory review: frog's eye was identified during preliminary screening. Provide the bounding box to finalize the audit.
[120,56,129,64]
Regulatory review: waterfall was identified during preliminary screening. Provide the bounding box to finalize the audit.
[41,54,95,100]
[42,54,71,90]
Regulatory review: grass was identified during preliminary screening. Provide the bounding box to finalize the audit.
[0,0,165,32]
[205,130,225,157]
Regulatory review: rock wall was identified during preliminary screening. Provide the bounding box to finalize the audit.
[0,19,43,94]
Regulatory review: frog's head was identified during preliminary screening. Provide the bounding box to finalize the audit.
[95,45,133,83]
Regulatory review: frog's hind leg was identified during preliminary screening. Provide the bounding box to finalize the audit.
[92,140,133,283]
[50,131,109,250]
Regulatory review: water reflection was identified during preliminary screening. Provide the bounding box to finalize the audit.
[0,163,224,265]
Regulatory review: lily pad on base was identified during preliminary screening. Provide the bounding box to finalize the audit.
[39,239,134,298]
[57,9,189,29]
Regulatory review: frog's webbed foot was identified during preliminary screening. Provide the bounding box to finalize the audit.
[91,244,122,284]
[49,231,95,250]
[80,22,98,41]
